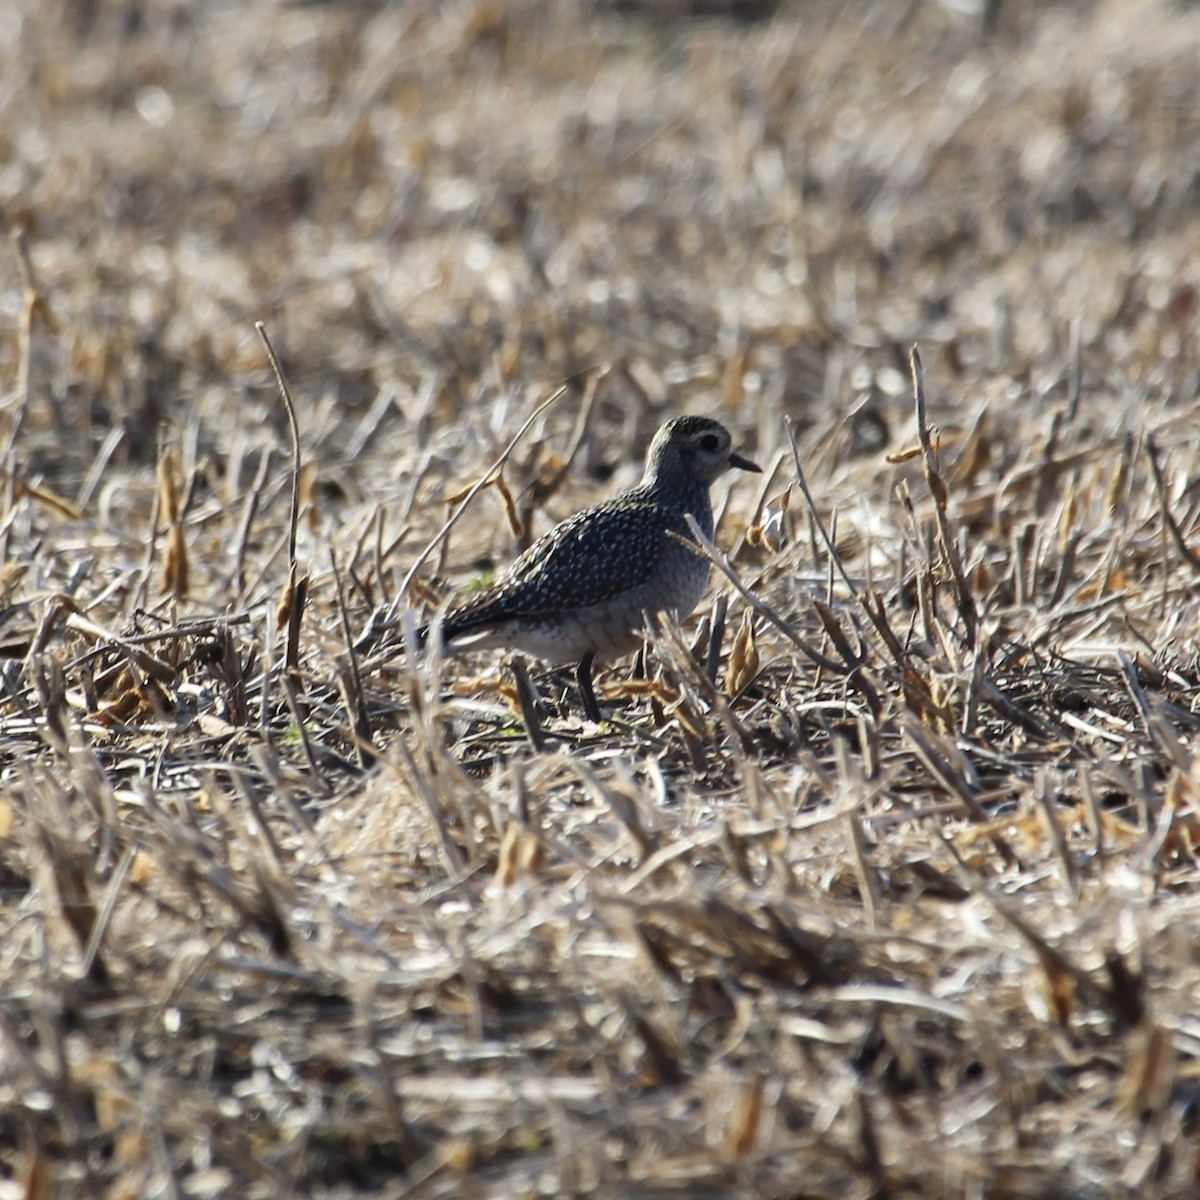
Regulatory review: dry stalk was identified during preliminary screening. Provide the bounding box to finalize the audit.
[909,346,978,642]
[329,545,374,761]
[1145,436,1200,575]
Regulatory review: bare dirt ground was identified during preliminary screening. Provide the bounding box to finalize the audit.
[4,0,1200,1195]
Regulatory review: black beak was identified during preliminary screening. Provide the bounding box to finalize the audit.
[729,451,762,474]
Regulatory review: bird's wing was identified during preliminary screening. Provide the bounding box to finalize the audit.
[444,498,689,632]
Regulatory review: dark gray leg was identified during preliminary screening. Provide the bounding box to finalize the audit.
[576,651,602,722]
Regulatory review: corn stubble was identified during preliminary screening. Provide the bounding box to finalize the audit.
[3,2,1200,1197]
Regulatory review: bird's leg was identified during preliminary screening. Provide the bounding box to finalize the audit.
[576,651,602,722]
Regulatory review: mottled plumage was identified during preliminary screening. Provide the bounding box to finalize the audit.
[438,415,760,720]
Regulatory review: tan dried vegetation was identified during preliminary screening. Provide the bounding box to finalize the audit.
[3,0,1200,1196]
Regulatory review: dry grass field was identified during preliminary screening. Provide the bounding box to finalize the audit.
[4,0,1200,1195]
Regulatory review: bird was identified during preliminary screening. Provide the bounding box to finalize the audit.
[429,414,761,722]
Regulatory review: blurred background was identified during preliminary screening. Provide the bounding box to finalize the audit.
[4,0,1199,489]
[0,0,1198,619]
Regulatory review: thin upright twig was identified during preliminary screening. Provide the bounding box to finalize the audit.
[7,230,42,465]
[256,322,302,572]
[330,545,374,761]
[910,346,978,642]
[1145,437,1200,574]
[257,323,308,671]
[1065,315,1083,424]
[784,415,858,598]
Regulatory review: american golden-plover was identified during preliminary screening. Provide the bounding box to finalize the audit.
[433,415,761,721]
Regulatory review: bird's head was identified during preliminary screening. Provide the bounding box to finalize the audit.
[647,415,762,487]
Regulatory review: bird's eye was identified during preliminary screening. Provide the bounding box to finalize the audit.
[700,434,720,452]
